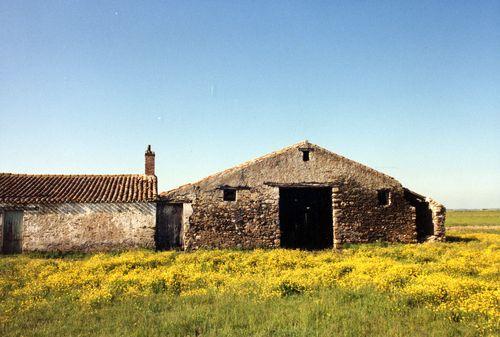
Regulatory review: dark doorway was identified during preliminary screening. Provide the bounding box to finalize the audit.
[156,202,183,250]
[2,211,23,254]
[404,189,434,242]
[279,187,333,249]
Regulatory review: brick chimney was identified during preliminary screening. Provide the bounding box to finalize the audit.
[145,145,155,175]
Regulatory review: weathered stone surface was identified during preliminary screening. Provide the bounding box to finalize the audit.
[426,198,446,242]
[162,141,433,249]
[20,202,156,252]
[333,180,416,245]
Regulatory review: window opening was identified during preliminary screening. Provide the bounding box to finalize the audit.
[223,189,236,201]
[377,189,390,206]
[302,150,310,161]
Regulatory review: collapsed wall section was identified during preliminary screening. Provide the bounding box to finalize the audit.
[426,198,446,242]
[403,189,446,242]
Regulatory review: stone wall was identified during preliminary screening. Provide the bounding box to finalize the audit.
[426,198,446,242]
[21,202,156,252]
[164,142,428,250]
[182,179,416,250]
[333,180,416,246]
[184,186,280,250]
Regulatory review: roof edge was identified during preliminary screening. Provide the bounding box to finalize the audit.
[161,141,399,195]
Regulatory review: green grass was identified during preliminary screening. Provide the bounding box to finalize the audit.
[1,289,479,337]
[1,211,498,336]
[446,210,500,227]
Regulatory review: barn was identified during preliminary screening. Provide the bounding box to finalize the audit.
[0,147,158,253]
[159,141,446,250]
[1,142,446,253]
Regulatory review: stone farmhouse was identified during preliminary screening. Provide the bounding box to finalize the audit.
[0,147,158,253]
[0,142,445,253]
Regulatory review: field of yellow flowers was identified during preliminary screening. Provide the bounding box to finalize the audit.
[1,229,498,336]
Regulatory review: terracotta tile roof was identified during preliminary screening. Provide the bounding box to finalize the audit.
[0,173,157,204]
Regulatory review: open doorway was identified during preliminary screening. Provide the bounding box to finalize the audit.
[404,189,434,242]
[279,187,333,249]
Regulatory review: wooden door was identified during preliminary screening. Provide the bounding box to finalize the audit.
[156,203,183,250]
[279,188,333,249]
[2,211,23,254]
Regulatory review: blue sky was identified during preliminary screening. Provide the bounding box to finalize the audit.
[1,1,499,208]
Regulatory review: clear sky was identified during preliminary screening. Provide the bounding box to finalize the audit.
[1,1,499,209]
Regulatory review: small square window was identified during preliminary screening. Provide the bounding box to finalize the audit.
[377,189,390,206]
[223,189,236,201]
[302,150,310,161]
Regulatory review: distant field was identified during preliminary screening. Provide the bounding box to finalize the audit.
[446,210,500,227]
[1,229,499,337]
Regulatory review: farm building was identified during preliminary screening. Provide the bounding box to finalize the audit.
[160,141,446,250]
[1,142,446,253]
[0,147,158,253]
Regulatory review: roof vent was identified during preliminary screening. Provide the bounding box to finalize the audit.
[298,141,314,162]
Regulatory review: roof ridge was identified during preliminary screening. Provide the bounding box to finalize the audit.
[164,141,306,192]
[309,143,397,182]
[161,141,397,195]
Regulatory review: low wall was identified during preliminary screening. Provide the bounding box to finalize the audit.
[21,202,156,252]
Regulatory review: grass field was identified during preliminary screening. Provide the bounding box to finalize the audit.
[1,211,499,336]
[447,210,500,227]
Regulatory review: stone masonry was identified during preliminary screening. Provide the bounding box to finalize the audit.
[162,141,441,249]
[425,198,446,242]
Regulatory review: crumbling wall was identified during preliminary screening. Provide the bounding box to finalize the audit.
[426,198,446,242]
[403,189,446,242]
[22,202,156,252]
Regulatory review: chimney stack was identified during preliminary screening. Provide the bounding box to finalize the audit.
[145,145,155,175]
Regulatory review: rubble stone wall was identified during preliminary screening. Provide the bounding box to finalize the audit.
[333,180,417,246]
[164,143,432,250]
[182,179,417,250]
[426,198,446,242]
[184,186,280,250]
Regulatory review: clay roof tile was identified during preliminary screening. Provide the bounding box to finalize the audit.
[0,173,157,205]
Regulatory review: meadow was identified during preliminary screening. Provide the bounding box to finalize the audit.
[0,211,499,337]
[446,209,500,227]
